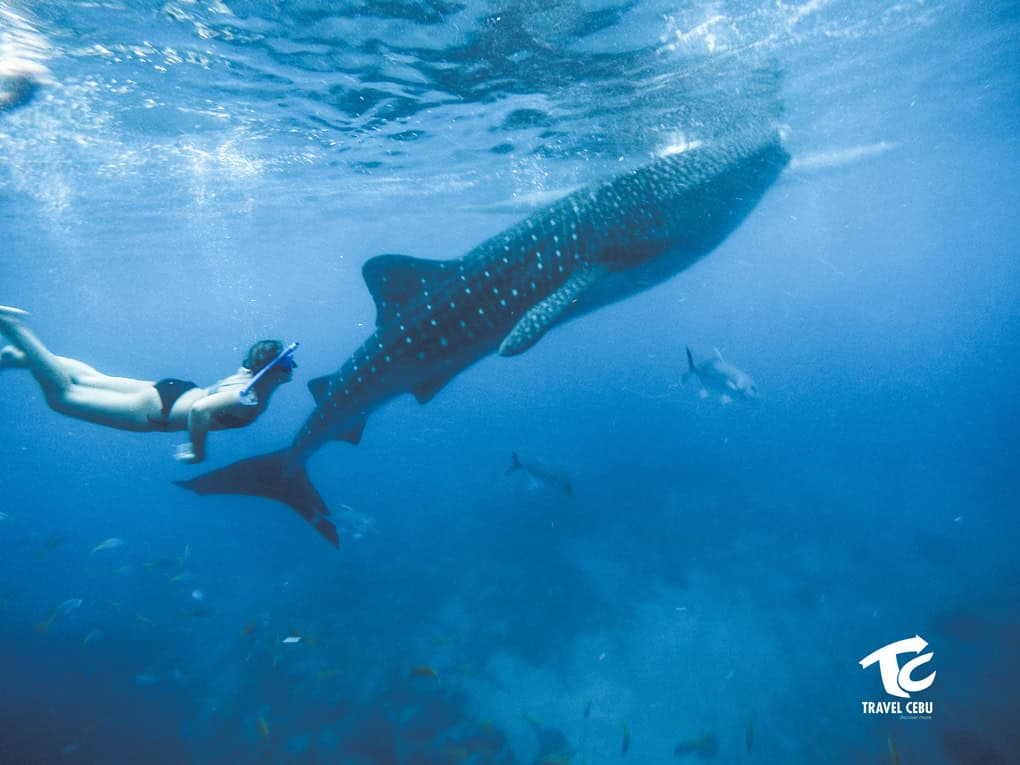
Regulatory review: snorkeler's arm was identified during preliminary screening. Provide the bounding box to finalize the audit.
[179,390,245,464]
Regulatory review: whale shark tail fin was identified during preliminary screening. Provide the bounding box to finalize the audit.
[683,347,697,384]
[175,450,339,547]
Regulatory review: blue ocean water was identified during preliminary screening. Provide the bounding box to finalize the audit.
[1,0,1018,763]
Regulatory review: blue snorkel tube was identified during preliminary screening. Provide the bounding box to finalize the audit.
[238,341,299,406]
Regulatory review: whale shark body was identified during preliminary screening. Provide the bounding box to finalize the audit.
[177,126,790,546]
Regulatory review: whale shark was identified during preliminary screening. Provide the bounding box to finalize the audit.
[177,123,790,546]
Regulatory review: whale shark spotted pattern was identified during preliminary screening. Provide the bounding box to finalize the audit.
[178,125,790,545]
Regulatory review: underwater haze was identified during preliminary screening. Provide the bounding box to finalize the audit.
[1,0,1018,763]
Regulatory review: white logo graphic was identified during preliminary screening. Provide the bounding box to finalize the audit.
[859,635,936,698]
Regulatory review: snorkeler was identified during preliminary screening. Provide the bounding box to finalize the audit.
[0,305,297,464]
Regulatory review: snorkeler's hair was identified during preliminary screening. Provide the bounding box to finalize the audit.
[243,340,284,373]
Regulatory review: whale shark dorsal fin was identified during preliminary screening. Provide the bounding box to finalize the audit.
[363,254,451,326]
[499,265,606,357]
[308,375,331,406]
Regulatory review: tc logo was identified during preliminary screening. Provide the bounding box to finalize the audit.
[859,635,936,698]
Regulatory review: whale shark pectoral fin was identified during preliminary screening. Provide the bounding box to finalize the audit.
[363,254,452,327]
[412,373,455,404]
[499,265,606,357]
[335,419,366,445]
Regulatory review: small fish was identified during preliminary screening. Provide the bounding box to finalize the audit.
[674,733,718,760]
[506,452,573,496]
[60,725,94,756]
[0,512,9,522]
[182,606,214,618]
[888,733,900,765]
[36,532,64,558]
[745,716,754,753]
[583,700,592,719]
[134,674,158,686]
[135,614,155,628]
[36,598,82,633]
[337,504,379,540]
[411,664,445,689]
[83,629,103,645]
[316,669,340,683]
[166,570,191,583]
[90,537,123,555]
[621,722,631,756]
[683,347,759,403]
[282,636,302,645]
[257,716,270,739]
[411,664,440,681]
[241,621,259,637]
[285,624,319,647]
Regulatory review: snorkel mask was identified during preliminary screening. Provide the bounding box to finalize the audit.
[238,341,299,406]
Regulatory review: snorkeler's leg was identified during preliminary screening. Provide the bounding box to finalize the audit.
[52,385,160,431]
[0,345,27,369]
[50,356,151,393]
[0,313,149,392]
[0,312,74,395]
[0,311,160,429]
[1,310,32,369]
[0,348,146,395]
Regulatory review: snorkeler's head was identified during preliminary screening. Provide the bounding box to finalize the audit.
[243,340,297,374]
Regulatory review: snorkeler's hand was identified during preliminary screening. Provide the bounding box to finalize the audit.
[174,443,200,464]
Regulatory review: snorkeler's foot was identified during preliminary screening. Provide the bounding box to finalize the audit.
[0,306,29,319]
[0,345,27,369]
